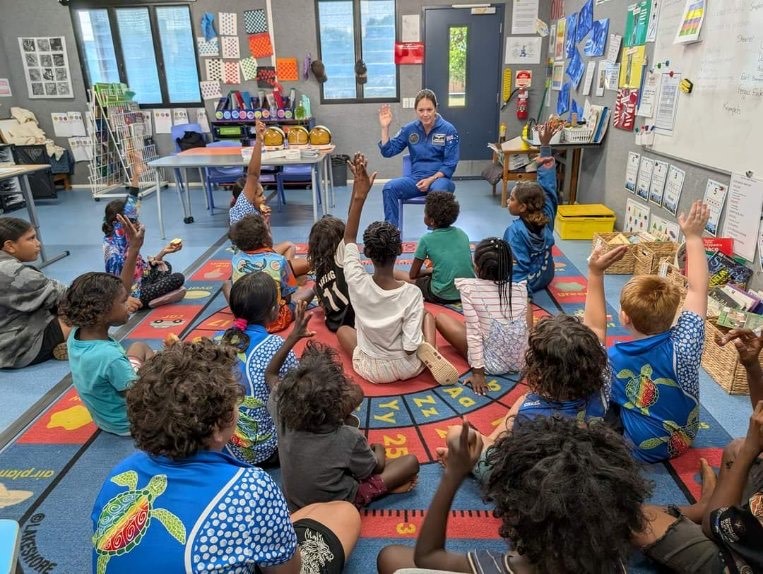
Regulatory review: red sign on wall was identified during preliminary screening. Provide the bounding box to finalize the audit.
[394,42,425,65]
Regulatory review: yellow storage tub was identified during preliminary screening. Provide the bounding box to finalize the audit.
[555,204,616,240]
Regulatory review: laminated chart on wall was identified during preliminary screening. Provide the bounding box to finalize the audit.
[662,165,685,216]
[249,33,273,59]
[200,80,222,100]
[218,12,237,36]
[648,160,669,206]
[196,108,210,133]
[244,9,268,34]
[625,151,640,193]
[702,179,728,236]
[240,57,258,82]
[196,36,219,57]
[221,36,240,59]
[223,61,241,85]
[618,45,646,89]
[625,198,650,233]
[276,58,299,82]
[205,58,223,82]
[613,88,638,131]
[635,156,655,201]
[256,66,276,88]
[649,213,680,242]
[721,174,763,262]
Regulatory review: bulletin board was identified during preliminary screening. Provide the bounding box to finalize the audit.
[649,1,763,175]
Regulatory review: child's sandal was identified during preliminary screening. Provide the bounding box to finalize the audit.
[417,342,459,386]
[52,342,68,361]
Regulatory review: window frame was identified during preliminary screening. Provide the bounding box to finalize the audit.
[69,0,202,108]
[315,0,399,104]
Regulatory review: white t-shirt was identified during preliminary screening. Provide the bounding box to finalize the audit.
[343,242,423,359]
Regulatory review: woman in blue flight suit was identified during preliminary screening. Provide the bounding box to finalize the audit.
[378,89,460,229]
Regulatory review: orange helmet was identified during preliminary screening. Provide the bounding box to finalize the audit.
[308,125,332,145]
[262,126,285,147]
[287,126,309,145]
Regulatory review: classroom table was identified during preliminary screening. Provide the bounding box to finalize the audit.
[0,164,70,267]
[147,146,334,239]
[490,136,602,207]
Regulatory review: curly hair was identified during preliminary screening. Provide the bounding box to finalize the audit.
[0,217,33,245]
[59,272,124,328]
[424,191,460,228]
[362,221,402,266]
[102,198,127,235]
[523,314,608,401]
[513,181,550,227]
[229,213,271,251]
[307,215,345,281]
[274,342,361,432]
[474,237,514,318]
[127,338,244,460]
[485,416,651,573]
[220,271,278,351]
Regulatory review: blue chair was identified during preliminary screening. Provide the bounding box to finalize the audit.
[204,140,243,212]
[170,123,205,207]
[397,155,454,233]
[276,164,321,208]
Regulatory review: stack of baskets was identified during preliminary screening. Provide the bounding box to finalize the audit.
[659,258,759,395]
[634,242,679,275]
[592,232,638,274]
[563,126,594,144]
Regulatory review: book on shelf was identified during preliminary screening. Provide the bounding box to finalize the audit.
[716,308,763,331]
[707,250,753,289]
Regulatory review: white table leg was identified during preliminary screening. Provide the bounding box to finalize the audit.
[327,155,335,208]
[310,164,319,221]
[19,173,69,267]
[157,168,165,239]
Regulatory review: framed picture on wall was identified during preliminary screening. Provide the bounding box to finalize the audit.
[18,36,73,99]
[552,63,565,91]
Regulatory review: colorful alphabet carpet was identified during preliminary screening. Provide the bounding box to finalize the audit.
[0,241,734,573]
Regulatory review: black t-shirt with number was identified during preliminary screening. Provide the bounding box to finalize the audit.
[315,242,355,332]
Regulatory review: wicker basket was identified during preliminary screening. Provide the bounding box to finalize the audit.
[633,242,679,275]
[592,232,637,274]
[563,126,594,143]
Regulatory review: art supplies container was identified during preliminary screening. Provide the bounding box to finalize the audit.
[555,204,615,240]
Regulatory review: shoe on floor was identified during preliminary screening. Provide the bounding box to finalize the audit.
[52,342,68,361]
[417,341,459,385]
[148,287,187,308]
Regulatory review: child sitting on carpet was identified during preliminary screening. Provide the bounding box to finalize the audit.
[307,215,356,333]
[502,118,562,293]
[609,200,710,463]
[435,237,532,395]
[218,271,298,466]
[409,191,474,304]
[0,217,70,368]
[61,270,154,436]
[336,153,459,385]
[103,190,186,309]
[228,213,313,333]
[229,119,309,276]
[266,307,420,511]
[377,417,649,574]
[92,337,360,573]
[435,243,628,483]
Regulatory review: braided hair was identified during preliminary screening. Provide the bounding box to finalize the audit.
[362,221,402,267]
[474,237,514,317]
[513,181,550,227]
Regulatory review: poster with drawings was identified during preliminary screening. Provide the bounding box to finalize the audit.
[18,36,73,99]
[703,179,728,236]
[662,165,685,216]
[625,198,651,232]
[649,213,680,242]
[649,160,669,206]
[636,156,655,200]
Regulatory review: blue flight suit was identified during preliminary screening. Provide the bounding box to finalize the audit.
[378,115,460,229]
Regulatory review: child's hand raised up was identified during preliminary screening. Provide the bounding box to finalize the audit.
[347,153,377,199]
[116,214,145,251]
[444,420,483,478]
[289,300,315,340]
[537,118,564,146]
[255,120,266,140]
[588,243,628,276]
[678,200,709,238]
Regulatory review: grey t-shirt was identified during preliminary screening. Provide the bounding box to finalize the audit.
[268,395,377,511]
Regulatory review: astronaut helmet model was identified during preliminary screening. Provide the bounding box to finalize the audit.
[308,125,332,146]
[262,126,285,147]
[287,125,309,145]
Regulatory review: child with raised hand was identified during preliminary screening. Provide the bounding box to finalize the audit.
[634,328,763,572]
[409,191,474,304]
[218,271,299,466]
[60,271,154,436]
[230,119,308,276]
[435,237,531,395]
[503,118,563,293]
[307,215,355,332]
[0,217,70,368]
[103,193,185,308]
[337,153,459,385]
[609,200,710,463]
[228,213,313,333]
[377,416,650,574]
[266,305,420,510]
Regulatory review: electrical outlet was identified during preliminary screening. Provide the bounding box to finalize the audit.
[402,97,414,109]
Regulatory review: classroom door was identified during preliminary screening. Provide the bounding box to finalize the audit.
[423,5,504,161]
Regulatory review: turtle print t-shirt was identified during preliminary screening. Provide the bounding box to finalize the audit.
[91,450,297,573]
[608,310,704,463]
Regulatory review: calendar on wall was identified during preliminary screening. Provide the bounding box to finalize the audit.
[18,36,74,99]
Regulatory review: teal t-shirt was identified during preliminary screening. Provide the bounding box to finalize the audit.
[414,226,474,300]
[67,328,137,435]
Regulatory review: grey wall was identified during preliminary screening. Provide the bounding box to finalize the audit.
[0,0,551,182]
[0,27,17,110]
[563,0,760,288]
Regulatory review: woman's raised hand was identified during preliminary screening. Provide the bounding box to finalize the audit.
[378,104,393,128]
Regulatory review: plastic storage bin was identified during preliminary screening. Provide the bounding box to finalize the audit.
[555,204,615,239]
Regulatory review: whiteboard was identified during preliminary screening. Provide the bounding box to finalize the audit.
[649,0,763,175]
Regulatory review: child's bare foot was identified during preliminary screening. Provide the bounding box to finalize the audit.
[435,447,449,467]
[389,474,418,494]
